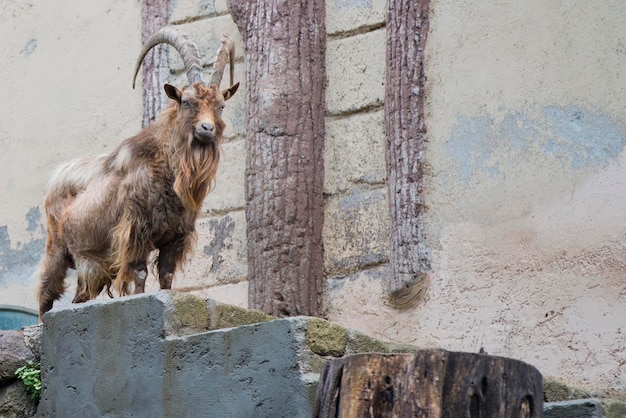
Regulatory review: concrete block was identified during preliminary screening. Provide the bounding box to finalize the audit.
[36,291,423,416]
[544,399,606,418]
[326,29,385,115]
[162,319,317,418]
[37,294,316,417]
[180,210,248,289]
[324,110,386,195]
[169,0,229,24]
[326,0,386,36]
[203,138,246,212]
[38,293,173,417]
[323,187,390,275]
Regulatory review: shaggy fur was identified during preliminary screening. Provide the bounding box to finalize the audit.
[37,82,238,319]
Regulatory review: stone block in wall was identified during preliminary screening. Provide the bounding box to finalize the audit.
[203,138,246,212]
[180,210,247,288]
[36,292,415,417]
[167,15,243,71]
[324,110,386,195]
[183,281,248,308]
[169,0,229,24]
[326,0,385,36]
[220,63,247,138]
[325,265,390,334]
[323,187,390,275]
[326,29,385,115]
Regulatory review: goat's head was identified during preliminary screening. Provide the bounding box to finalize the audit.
[132,28,239,144]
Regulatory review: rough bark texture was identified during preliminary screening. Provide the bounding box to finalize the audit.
[385,0,431,307]
[315,351,543,418]
[228,0,326,317]
[141,0,170,127]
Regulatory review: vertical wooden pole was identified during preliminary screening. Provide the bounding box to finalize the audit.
[140,0,170,127]
[385,0,431,307]
[229,0,326,317]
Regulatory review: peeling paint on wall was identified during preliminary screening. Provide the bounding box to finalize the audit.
[204,215,235,273]
[445,106,626,184]
[542,106,626,170]
[0,207,45,286]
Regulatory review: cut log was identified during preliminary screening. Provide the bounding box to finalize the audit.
[315,349,543,417]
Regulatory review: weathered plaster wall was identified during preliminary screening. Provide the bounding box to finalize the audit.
[3,0,626,398]
[0,0,143,310]
[325,0,626,396]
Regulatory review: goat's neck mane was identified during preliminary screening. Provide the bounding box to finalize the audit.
[152,106,220,213]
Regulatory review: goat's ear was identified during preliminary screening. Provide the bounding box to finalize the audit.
[164,84,182,103]
[222,82,239,101]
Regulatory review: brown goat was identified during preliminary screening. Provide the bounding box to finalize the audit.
[37,28,239,320]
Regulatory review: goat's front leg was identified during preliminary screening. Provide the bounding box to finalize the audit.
[157,241,186,289]
[131,261,149,294]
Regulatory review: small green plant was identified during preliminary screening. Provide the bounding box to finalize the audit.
[15,361,42,402]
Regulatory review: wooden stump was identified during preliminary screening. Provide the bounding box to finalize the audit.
[314,349,543,418]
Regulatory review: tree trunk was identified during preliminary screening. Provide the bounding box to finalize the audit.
[315,350,543,418]
[141,0,170,127]
[228,0,326,317]
[385,0,431,307]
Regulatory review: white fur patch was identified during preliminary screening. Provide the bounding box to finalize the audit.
[46,155,107,196]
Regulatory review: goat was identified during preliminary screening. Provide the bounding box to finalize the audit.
[37,28,239,320]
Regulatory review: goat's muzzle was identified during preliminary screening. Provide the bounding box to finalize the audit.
[193,122,216,144]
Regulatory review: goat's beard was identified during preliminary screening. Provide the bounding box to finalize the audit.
[171,132,220,213]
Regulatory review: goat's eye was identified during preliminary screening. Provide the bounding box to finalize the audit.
[217,104,226,113]
[181,100,191,109]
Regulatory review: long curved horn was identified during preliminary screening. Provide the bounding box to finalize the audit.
[209,34,235,88]
[132,27,204,89]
